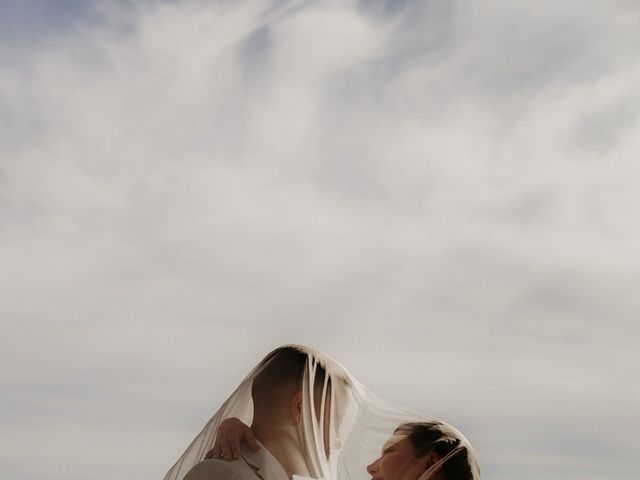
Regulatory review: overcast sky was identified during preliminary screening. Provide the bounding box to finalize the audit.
[1,1,639,479]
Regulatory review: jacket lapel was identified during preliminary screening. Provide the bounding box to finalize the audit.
[241,457,265,480]
[240,442,288,480]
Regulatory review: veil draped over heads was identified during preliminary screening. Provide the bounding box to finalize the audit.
[164,345,480,480]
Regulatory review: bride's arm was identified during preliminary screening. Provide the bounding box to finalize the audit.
[204,417,259,461]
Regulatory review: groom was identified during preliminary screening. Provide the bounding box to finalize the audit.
[184,346,336,480]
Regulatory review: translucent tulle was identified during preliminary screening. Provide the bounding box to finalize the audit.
[164,345,480,480]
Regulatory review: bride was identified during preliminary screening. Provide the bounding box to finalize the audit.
[163,345,480,480]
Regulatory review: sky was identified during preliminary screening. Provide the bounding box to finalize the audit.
[1,0,639,479]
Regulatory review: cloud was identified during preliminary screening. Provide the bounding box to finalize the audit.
[1,1,639,479]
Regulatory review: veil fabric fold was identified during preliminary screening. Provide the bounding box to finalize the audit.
[164,345,480,480]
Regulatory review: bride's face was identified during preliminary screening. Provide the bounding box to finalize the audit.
[367,435,429,480]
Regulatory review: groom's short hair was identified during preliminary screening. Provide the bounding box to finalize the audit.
[251,346,328,412]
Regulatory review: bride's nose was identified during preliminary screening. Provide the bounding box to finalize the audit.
[367,458,380,476]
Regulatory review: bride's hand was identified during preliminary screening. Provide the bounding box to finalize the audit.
[204,417,260,461]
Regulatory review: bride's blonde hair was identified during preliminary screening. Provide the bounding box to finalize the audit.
[395,422,474,480]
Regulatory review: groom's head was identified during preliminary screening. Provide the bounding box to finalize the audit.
[251,346,327,426]
[249,345,350,478]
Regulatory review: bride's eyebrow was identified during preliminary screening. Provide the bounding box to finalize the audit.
[382,446,395,455]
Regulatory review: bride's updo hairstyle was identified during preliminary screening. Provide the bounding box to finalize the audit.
[397,422,473,480]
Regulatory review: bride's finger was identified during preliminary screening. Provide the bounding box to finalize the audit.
[230,437,240,459]
[243,425,260,451]
[215,445,224,459]
[220,439,232,461]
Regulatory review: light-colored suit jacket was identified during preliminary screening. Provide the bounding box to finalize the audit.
[183,442,289,480]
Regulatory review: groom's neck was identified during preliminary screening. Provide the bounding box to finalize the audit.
[251,422,310,479]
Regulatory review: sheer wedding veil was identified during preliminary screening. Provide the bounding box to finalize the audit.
[164,345,481,480]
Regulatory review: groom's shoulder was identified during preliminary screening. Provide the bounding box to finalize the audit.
[183,458,257,480]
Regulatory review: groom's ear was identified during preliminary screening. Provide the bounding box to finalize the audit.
[290,391,303,424]
[422,451,443,471]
